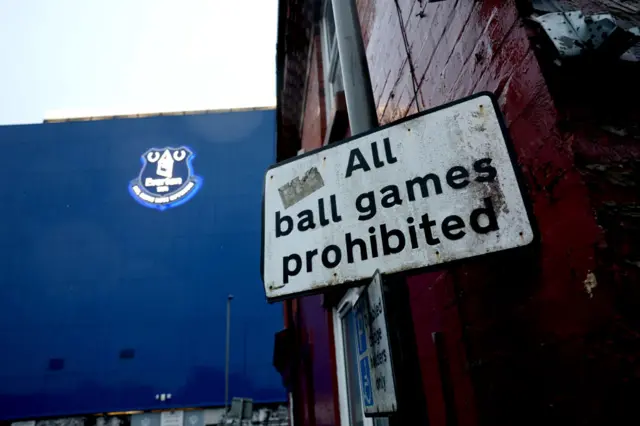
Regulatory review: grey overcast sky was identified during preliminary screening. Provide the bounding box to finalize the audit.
[0,0,278,125]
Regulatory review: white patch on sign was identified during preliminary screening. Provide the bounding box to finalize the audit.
[278,167,325,208]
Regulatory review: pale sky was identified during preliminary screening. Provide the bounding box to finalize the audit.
[0,0,278,124]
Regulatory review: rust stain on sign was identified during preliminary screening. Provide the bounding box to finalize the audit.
[278,167,325,209]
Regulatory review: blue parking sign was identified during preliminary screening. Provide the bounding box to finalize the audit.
[359,356,374,407]
[355,299,368,355]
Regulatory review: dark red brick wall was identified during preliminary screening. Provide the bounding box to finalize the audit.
[290,30,339,426]
[301,35,327,151]
[283,0,638,425]
[299,296,339,426]
[354,1,618,425]
[529,6,640,420]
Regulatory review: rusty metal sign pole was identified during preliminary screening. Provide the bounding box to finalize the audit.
[331,0,429,423]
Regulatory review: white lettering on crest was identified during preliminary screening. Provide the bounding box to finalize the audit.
[145,177,183,187]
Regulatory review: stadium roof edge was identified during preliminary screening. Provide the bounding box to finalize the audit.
[43,106,276,123]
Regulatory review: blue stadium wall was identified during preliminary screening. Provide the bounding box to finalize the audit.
[0,109,284,420]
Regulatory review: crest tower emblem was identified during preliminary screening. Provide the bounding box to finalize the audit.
[129,146,202,210]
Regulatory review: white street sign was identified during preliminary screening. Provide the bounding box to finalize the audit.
[355,271,397,415]
[262,93,534,300]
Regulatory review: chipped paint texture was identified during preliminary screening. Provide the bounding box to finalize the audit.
[276,0,640,425]
[536,2,640,421]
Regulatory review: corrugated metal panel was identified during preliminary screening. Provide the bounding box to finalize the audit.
[0,109,284,420]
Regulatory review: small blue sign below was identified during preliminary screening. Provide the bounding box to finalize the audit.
[359,356,374,407]
[355,300,368,355]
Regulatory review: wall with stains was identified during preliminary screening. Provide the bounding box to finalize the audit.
[285,32,340,426]
[355,1,626,425]
[526,1,640,420]
[283,0,638,425]
[301,36,327,152]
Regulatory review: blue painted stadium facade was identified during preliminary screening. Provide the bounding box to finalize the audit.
[0,109,284,420]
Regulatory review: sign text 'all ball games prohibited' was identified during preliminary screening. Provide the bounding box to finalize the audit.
[262,93,534,301]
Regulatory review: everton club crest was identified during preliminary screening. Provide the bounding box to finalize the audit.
[129,146,202,210]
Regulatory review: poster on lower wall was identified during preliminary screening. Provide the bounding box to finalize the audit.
[160,412,183,426]
[183,411,204,426]
[12,422,36,426]
[131,413,159,426]
[35,418,86,426]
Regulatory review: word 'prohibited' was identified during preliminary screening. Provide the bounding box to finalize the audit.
[262,92,534,300]
[355,271,397,415]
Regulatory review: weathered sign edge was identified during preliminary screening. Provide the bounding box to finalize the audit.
[260,91,540,303]
[358,269,399,417]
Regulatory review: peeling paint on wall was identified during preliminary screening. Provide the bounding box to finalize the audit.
[583,271,598,298]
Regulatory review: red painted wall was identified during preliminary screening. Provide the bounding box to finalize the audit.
[287,33,340,426]
[301,36,327,152]
[300,296,340,426]
[356,1,599,424]
[283,0,639,425]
